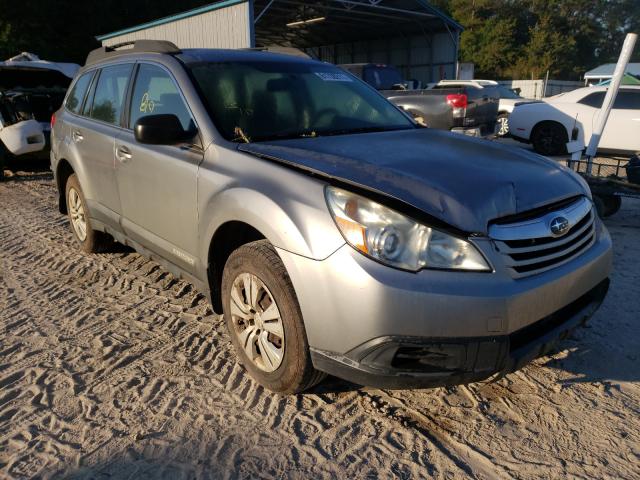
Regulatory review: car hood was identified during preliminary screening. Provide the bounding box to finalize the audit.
[238,128,589,234]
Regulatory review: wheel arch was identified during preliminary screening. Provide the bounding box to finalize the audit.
[531,119,570,140]
[206,220,266,314]
[55,158,75,214]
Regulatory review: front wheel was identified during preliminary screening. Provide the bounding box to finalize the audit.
[222,240,325,393]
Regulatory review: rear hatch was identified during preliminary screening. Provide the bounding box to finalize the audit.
[0,66,72,126]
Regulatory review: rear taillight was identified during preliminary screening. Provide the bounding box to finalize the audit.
[446,93,468,109]
[50,112,56,128]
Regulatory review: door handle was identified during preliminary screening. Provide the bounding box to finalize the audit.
[116,145,132,163]
[72,130,84,142]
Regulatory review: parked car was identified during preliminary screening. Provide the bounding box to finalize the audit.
[435,80,538,136]
[340,63,499,136]
[51,41,611,393]
[508,86,640,156]
[0,53,78,179]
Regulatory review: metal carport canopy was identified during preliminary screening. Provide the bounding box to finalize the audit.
[251,0,462,48]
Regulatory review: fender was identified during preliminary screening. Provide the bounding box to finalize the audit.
[198,184,345,279]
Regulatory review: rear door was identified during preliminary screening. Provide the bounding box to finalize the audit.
[66,63,133,229]
[114,62,203,273]
[599,90,640,152]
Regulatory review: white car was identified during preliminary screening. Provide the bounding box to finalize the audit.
[435,80,537,135]
[509,86,640,156]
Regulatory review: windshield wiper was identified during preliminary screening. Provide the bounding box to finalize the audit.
[317,126,413,137]
[250,130,318,142]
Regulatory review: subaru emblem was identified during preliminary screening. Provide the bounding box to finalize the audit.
[550,216,570,237]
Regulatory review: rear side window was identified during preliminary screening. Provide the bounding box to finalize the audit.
[128,64,194,131]
[578,91,605,108]
[89,64,133,125]
[613,91,640,110]
[65,71,94,114]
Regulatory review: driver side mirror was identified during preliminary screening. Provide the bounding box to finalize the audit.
[134,114,193,145]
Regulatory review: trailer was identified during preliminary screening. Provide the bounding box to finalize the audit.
[566,155,640,217]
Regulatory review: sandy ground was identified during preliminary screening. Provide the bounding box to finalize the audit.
[0,164,639,479]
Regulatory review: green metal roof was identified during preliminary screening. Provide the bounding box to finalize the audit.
[96,0,247,41]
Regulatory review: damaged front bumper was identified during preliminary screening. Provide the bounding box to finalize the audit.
[310,279,609,389]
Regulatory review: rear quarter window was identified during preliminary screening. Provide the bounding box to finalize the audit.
[88,64,133,125]
[65,71,94,114]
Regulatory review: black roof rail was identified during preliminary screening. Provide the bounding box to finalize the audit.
[86,40,181,65]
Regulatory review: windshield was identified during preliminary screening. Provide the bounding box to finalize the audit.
[497,85,522,99]
[189,60,414,142]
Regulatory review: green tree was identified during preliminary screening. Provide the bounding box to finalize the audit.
[434,0,640,80]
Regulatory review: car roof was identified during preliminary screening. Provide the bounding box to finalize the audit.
[545,85,640,103]
[84,40,322,70]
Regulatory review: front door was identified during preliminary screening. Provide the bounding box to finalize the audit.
[115,62,203,273]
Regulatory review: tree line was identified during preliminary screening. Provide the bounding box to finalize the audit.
[0,0,638,80]
[433,0,640,79]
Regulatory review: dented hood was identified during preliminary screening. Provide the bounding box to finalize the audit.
[238,128,589,234]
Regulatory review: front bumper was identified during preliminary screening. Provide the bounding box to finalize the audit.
[276,218,612,388]
[310,279,608,389]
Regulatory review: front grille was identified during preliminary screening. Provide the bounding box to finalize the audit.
[489,197,596,278]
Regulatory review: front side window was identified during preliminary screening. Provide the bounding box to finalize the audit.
[128,64,194,131]
[89,64,133,125]
[189,60,414,142]
[66,71,94,114]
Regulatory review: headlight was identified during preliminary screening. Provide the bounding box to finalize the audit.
[325,186,491,272]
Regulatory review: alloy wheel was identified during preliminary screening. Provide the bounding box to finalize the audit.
[68,187,87,241]
[230,273,285,372]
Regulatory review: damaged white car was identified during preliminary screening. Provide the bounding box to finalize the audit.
[0,53,78,178]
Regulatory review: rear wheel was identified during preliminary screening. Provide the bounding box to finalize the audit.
[65,174,111,252]
[222,240,325,393]
[531,122,568,156]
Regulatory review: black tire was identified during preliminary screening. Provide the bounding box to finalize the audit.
[601,195,622,217]
[496,113,509,136]
[221,240,325,394]
[531,122,568,156]
[65,174,111,253]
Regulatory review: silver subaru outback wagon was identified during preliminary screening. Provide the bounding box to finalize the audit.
[50,41,612,393]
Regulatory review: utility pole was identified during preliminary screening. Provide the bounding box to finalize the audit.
[585,33,637,174]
